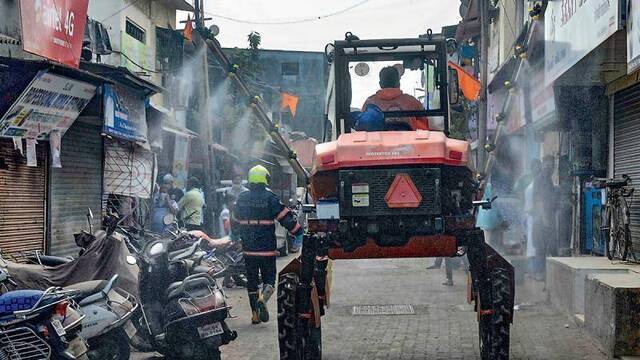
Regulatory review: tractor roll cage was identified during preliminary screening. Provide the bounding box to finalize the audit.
[332,36,450,136]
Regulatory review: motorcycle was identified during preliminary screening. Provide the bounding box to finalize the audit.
[216,240,247,288]
[0,269,88,359]
[129,228,236,359]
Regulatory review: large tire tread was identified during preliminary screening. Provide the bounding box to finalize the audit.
[479,268,511,360]
[277,273,322,360]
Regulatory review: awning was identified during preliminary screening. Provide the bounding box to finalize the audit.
[0,56,109,87]
[80,61,163,96]
[487,23,530,93]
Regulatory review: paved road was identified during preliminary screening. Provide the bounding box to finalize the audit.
[135,254,607,359]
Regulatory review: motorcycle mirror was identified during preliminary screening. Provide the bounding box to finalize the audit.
[163,213,176,226]
[125,255,137,265]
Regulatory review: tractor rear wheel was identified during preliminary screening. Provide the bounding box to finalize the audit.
[277,273,322,360]
[478,267,511,360]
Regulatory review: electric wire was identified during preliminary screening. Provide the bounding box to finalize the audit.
[204,0,374,25]
[99,0,144,23]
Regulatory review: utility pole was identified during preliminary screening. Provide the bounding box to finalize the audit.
[192,0,215,233]
[478,0,489,171]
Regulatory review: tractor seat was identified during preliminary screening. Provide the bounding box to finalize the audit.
[165,277,211,301]
[64,280,109,300]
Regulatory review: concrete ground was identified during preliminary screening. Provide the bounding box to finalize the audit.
[135,254,608,359]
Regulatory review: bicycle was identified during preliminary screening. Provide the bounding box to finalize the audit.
[592,175,634,261]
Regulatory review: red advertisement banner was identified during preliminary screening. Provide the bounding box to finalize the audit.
[20,0,89,68]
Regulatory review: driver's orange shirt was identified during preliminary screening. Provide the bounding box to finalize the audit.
[363,88,429,130]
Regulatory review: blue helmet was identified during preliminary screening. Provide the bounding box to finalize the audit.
[351,104,385,131]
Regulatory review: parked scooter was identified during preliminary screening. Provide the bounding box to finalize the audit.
[0,269,88,359]
[63,275,138,360]
[129,228,237,359]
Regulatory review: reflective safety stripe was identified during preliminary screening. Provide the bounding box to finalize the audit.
[243,250,279,257]
[235,219,275,225]
[315,255,329,261]
[276,207,290,221]
[288,222,301,234]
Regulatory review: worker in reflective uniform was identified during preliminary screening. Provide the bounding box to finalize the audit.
[232,165,303,324]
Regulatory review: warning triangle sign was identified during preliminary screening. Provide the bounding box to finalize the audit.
[385,173,423,208]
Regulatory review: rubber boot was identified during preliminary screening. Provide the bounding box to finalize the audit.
[248,292,260,324]
[257,284,274,323]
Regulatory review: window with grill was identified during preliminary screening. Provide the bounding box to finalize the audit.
[126,19,146,44]
[281,62,299,76]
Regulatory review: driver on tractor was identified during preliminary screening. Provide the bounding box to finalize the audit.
[363,66,429,131]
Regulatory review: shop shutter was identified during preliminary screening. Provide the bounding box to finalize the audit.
[0,139,47,259]
[49,117,103,257]
[613,84,640,256]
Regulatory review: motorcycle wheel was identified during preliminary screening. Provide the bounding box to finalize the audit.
[233,273,248,287]
[278,243,289,257]
[87,329,130,360]
[191,345,221,360]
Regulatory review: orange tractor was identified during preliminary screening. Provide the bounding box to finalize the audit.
[205,30,514,360]
[275,32,514,360]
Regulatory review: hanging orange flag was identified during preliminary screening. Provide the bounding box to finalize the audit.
[184,15,193,41]
[448,61,481,101]
[281,92,299,117]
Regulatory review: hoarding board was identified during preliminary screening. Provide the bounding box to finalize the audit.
[545,0,620,85]
[0,70,96,139]
[628,0,640,72]
[20,0,89,67]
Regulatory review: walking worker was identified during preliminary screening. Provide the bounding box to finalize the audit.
[232,165,303,324]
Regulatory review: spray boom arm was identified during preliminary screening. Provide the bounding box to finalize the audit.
[205,38,310,184]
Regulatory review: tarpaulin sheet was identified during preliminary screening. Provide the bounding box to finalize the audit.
[2,233,139,296]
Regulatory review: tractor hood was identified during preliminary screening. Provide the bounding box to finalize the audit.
[313,130,471,172]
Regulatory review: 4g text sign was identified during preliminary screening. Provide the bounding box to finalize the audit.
[20,0,89,68]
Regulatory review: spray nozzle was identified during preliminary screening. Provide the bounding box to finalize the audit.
[473,196,498,210]
[529,3,543,20]
[484,143,496,153]
[514,45,528,59]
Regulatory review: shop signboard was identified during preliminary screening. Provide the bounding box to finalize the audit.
[628,0,640,72]
[19,0,89,68]
[0,70,96,139]
[103,84,148,143]
[545,0,620,85]
[530,69,556,123]
[173,134,190,190]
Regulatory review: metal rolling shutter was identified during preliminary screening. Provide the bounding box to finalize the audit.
[49,117,103,257]
[0,139,47,259]
[614,84,640,256]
